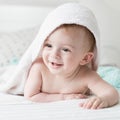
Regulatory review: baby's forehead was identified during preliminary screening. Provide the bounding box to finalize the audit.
[50,24,87,39]
[46,24,95,45]
[58,24,95,42]
[57,24,92,40]
[47,25,85,40]
[46,25,86,44]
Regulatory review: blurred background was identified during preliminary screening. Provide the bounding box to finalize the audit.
[0,0,120,7]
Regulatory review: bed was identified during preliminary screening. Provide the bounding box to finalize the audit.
[0,0,120,119]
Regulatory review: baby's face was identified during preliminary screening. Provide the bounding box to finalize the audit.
[42,26,90,75]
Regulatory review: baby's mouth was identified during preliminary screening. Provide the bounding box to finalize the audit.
[50,62,63,68]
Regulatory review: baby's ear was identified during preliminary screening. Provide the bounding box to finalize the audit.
[80,52,94,65]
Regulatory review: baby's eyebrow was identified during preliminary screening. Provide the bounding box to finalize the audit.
[44,39,50,44]
[45,38,52,43]
[63,44,75,49]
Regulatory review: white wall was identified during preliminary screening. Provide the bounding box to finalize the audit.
[0,5,54,32]
[0,0,79,6]
[105,0,120,11]
[0,0,119,9]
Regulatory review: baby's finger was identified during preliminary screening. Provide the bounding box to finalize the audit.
[91,99,102,109]
[77,94,88,99]
[96,102,104,109]
[79,100,92,109]
[97,101,108,109]
[80,97,96,109]
[84,100,95,109]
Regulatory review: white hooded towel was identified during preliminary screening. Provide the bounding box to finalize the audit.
[0,3,100,95]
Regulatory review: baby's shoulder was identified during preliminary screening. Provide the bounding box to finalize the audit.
[31,57,44,70]
[83,69,101,82]
[84,70,104,89]
[32,57,43,64]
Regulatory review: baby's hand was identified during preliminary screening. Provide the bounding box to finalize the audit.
[79,96,108,109]
[63,93,87,100]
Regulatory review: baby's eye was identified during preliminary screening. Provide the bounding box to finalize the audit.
[62,48,71,52]
[44,43,52,48]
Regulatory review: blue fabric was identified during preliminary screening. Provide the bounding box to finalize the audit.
[97,66,120,90]
[10,57,19,65]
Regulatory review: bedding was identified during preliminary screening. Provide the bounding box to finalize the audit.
[98,66,120,90]
[0,26,39,67]
[0,90,119,120]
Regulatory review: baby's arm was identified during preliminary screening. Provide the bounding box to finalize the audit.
[24,60,64,102]
[24,60,86,102]
[26,92,87,102]
[80,72,119,109]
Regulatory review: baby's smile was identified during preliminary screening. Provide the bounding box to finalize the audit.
[49,62,63,69]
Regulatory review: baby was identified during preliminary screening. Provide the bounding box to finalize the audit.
[24,3,119,109]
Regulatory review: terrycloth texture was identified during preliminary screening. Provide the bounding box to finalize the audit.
[98,66,120,90]
[0,3,100,94]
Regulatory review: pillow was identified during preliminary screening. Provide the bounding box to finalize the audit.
[0,26,39,67]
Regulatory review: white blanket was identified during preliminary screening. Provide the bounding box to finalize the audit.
[0,92,120,120]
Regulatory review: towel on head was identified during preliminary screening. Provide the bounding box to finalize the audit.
[0,2,100,94]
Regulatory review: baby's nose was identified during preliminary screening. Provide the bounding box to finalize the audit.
[51,49,60,59]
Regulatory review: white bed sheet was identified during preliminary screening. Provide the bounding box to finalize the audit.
[0,93,120,120]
